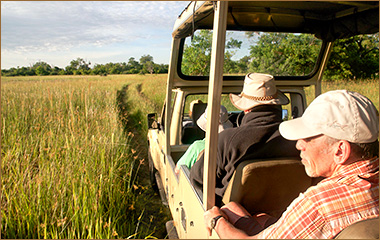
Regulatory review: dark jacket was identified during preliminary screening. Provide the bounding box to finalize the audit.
[190,105,300,205]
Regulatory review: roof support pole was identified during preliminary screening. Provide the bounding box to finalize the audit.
[165,38,181,154]
[315,41,333,97]
[203,1,228,211]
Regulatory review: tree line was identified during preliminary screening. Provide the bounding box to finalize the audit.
[2,32,378,80]
[1,55,169,77]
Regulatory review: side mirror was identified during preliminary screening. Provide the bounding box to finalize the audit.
[282,109,289,121]
[147,113,159,129]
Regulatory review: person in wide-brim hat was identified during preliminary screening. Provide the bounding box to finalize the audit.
[229,73,289,111]
[190,72,300,207]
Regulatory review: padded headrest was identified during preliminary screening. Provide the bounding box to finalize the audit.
[222,158,312,219]
[191,103,207,124]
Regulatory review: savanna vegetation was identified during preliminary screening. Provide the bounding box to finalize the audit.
[1,55,169,77]
[2,73,378,239]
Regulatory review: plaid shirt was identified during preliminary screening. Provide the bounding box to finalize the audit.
[256,157,379,239]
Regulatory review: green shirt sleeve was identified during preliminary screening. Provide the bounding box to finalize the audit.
[176,139,205,169]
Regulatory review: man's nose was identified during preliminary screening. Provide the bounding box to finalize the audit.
[296,139,306,151]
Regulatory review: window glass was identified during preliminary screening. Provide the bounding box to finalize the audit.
[181,30,322,77]
[183,93,295,129]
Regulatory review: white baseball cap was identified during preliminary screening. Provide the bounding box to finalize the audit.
[279,90,379,143]
[197,105,233,133]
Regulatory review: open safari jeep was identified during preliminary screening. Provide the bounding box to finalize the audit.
[147,1,379,239]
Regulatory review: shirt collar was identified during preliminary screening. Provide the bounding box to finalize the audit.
[329,157,379,181]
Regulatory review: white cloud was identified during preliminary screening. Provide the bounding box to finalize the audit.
[1,1,190,69]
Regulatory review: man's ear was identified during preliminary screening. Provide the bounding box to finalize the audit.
[333,140,351,165]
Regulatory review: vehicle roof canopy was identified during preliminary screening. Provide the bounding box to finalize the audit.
[173,1,379,40]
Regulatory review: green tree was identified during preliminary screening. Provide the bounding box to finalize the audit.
[248,33,321,76]
[105,62,122,74]
[139,55,153,65]
[236,56,250,73]
[66,58,91,75]
[325,34,379,80]
[139,55,155,74]
[182,30,213,75]
[182,30,242,75]
[92,64,108,76]
[33,61,52,76]
[127,57,141,74]
[156,63,169,74]
[50,66,64,75]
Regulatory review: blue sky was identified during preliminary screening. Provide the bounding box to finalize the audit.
[1,1,191,69]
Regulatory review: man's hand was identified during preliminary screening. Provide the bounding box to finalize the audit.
[174,165,180,175]
[204,206,228,236]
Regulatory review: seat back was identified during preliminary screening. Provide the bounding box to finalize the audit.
[181,103,207,144]
[222,158,312,219]
[181,127,205,144]
[191,102,207,124]
[334,218,379,239]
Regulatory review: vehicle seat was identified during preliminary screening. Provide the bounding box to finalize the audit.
[181,102,207,144]
[222,158,312,219]
[334,217,379,239]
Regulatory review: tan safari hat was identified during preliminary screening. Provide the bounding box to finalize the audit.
[229,73,289,111]
[279,90,379,143]
[197,105,233,133]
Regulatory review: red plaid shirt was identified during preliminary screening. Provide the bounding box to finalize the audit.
[256,157,379,239]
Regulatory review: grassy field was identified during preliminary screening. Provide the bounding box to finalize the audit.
[1,74,378,239]
[304,79,379,110]
[1,74,169,239]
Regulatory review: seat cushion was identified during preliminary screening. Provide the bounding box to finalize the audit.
[222,158,312,219]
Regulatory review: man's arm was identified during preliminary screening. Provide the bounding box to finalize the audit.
[189,152,204,189]
[204,206,257,239]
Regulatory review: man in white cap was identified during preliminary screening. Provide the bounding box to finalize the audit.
[190,73,300,206]
[175,105,233,174]
[203,90,379,239]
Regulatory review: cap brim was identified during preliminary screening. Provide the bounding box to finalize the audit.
[196,112,207,132]
[230,90,289,111]
[279,117,322,140]
[197,113,234,133]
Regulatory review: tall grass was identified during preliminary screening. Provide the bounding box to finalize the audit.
[305,79,379,110]
[1,74,169,239]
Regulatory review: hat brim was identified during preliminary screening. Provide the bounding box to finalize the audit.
[230,90,289,111]
[279,117,322,141]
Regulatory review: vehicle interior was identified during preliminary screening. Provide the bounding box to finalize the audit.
[148,1,379,238]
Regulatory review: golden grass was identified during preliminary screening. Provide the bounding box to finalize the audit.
[1,74,169,239]
[305,79,379,110]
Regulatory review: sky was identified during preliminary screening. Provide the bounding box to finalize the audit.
[1,1,191,69]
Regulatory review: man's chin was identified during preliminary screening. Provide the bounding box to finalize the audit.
[302,161,318,177]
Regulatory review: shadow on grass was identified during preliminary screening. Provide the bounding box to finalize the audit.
[116,84,145,135]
